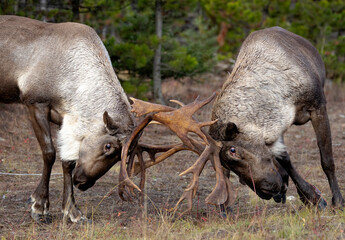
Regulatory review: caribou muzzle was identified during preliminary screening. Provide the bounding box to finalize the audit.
[255,178,282,200]
[243,172,283,200]
[73,166,96,191]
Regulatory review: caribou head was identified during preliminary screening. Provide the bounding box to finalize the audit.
[73,111,133,191]
[219,140,284,200]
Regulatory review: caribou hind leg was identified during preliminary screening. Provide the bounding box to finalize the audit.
[310,105,344,207]
[27,103,55,224]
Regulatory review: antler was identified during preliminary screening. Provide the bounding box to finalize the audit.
[119,93,232,213]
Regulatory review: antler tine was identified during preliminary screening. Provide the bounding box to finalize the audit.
[175,189,194,215]
[223,174,236,207]
[130,143,189,176]
[191,119,218,146]
[204,147,228,205]
[179,145,211,190]
[170,99,185,107]
[130,97,174,117]
[174,139,230,210]
[150,97,217,148]
[126,147,137,176]
[119,114,154,201]
[184,92,217,116]
[173,145,212,213]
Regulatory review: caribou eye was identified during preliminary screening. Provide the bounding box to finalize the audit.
[230,146,236,154]
[104,143,112,152]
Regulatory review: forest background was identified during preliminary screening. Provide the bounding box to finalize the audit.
[1,0,345,102]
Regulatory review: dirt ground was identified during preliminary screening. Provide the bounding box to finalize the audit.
[0,74,344,236]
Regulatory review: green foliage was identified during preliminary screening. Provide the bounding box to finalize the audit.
[101,3,156,79]
[101,1,218,84]
[1,0,219,97]
[3,0,345,86]
[203,0,345,82]
[1,0,74,21]
[105,37,154,76]
[162,26,218,78]
[121,77,151,100]
[324,36,345,83]
[0,0,16,14]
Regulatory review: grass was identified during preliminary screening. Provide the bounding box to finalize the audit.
[2,191,345,239]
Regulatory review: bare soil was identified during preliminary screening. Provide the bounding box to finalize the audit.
[0,75,344,237]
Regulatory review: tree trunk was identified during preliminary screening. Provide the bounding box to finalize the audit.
[40,0,47,21]
[153,0,165,104]
[71,0,80,21]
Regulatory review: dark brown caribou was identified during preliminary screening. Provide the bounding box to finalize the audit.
[0,15,139,223]
[119,27,344,213]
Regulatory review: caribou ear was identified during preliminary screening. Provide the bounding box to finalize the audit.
[224,122,239,140]
[209,121,239,141]
[103,111,124,137]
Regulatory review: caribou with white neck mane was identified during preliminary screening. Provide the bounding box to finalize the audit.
[0,15,228,223]
[0,15,138,223]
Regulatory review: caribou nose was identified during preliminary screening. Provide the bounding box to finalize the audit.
[73,166,93,191]
[259,176,282,195]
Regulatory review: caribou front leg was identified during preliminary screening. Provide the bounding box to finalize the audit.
[61,161,88,223]
[27,103,55,224]
[276,151,327,209]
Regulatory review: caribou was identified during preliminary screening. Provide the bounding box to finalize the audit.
[0,15,140,223]
[209,27,344,208]
[120,27,344,212]
[0,15,226,223]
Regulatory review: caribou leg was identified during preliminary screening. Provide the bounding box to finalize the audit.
[27,103,55,224]
[61,161,88,223]
[311,105,344,207]
[273,161,289,204]
[276,151,327,209]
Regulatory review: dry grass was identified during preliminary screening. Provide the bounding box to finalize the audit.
[3,199,345,239]
[0,79,344,239]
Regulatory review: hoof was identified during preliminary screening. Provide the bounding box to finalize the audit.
[64,210,92,224]
[311,184,327,210]
[26,196,34,204]
[75,216,92,225]
[220,211,227,219]
[31,212,53,224]
[219,204,233,218]
[332,196,345,209]
[273,193,286,204]
[317,196,327,210]
[273,194,281,203]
